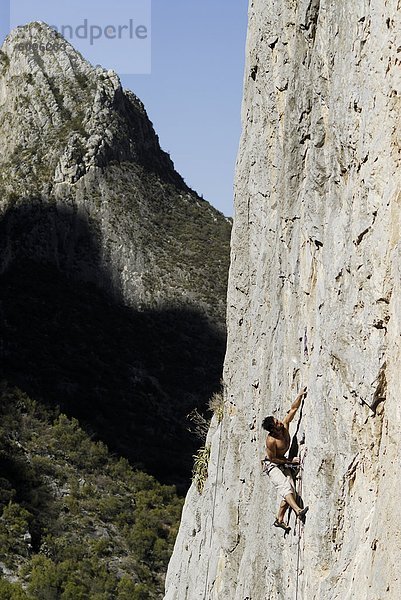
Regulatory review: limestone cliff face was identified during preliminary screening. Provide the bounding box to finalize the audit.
[166,1,401,598]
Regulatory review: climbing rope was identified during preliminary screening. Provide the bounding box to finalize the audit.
[294,446,307,600]
[203,417,224,600]
[289,396,305,460]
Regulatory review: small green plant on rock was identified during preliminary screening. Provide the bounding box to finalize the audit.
[192,445,210,494]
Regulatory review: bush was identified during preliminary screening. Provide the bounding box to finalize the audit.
[0,385,183,598]
[209,391,225,424]
[0,503,32,564]
[27,556,61,599]
[116,577,139,599]
[0,578,28,599]
[192,445,210,494]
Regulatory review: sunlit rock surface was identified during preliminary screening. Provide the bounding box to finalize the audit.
[166,1,401,597]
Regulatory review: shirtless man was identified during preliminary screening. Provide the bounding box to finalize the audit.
[262,387,309,533]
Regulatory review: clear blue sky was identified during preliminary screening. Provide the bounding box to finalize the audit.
[0,0,249,216]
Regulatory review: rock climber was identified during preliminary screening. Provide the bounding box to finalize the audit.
[262,386,309,534]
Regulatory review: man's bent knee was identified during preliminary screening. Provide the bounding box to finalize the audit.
[284,493,295,502]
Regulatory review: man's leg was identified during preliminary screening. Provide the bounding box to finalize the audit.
[269,466,309,521]
[283,470,309,517]
[277,499,289,523]
[285,493,302,515]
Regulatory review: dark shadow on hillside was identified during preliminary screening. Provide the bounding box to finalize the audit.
[0,201,225,492]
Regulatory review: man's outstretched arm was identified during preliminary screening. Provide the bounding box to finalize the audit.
[283,386,307,426]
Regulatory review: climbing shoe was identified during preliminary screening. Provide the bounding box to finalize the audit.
[297,506,309,522]
[273,519,291,535]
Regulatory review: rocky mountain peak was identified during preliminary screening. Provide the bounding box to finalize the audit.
[0,21,183,190]
[0,21,229,315]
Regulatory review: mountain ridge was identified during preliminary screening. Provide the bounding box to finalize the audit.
[0,21,231,320]
[0,21,231,487]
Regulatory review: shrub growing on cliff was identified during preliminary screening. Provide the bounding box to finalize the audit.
[192,445,210,494]
[208,391,225,424]
[186,408,209,441]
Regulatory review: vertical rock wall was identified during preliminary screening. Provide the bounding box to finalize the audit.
[166,1,401,598]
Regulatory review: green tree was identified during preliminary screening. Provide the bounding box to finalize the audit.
[27,556,61,600]
[0,578,29,599]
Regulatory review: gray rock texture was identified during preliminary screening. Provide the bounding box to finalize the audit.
[166,0,401,598]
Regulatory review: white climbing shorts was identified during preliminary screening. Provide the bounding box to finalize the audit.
[263,461,295,499]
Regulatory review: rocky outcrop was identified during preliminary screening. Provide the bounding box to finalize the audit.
[166,1,401,598]
[0,22,230,320]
